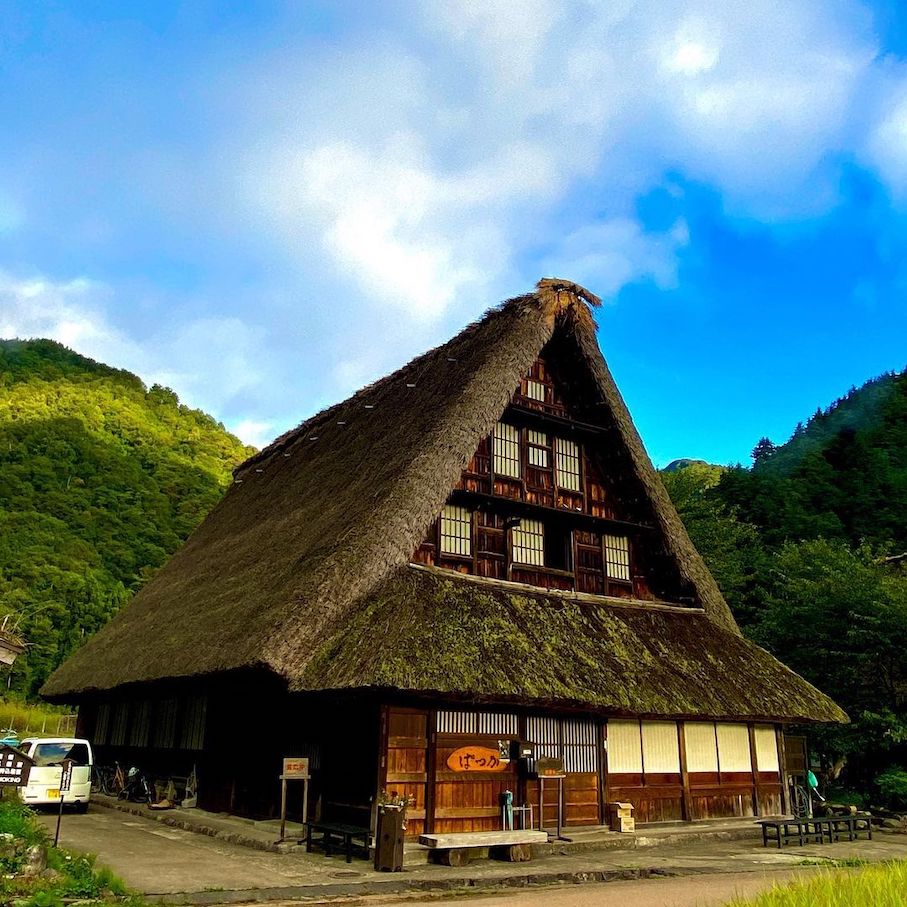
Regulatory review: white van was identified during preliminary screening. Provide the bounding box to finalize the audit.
[17,738,93,811]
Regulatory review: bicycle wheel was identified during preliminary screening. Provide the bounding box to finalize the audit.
[791,784,810,818]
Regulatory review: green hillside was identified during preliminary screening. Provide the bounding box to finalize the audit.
[720,369,907,549]
[662,369,907,804]
[0,339,254,693]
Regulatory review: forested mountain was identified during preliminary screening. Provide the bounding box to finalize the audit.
[663,368,907,804]
[0,339,253,693]
[721,370,907,549]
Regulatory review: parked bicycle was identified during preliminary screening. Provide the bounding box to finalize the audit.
[118,766,154,804]
[789,769,826,818]
[91,763,126,796]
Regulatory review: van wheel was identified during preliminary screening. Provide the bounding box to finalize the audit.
[74,802,89,814]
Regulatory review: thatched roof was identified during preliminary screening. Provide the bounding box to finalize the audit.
[304,566,846,723]
[42,280,844,723]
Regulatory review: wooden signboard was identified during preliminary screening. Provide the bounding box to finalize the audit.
[446,745,507,773]
[279,757,311,842]
[535,756,565,777]
[282,757,310,780]
[0,744,34,787]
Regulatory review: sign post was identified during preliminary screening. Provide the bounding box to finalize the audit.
[54,759,74,847]
[279,757,310,843]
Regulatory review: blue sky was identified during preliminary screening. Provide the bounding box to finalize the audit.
[1,1,906,466]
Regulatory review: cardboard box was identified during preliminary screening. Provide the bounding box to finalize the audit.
[614,816,635,833]
[608,801,634,819]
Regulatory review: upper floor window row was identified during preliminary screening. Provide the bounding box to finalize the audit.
[492,422,581,490]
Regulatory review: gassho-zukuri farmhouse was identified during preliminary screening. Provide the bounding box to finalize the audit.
[43,279,846,837]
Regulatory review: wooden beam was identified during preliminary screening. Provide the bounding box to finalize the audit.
[425,709,437,835]
[677,722,691,821]
[748,723,760,817]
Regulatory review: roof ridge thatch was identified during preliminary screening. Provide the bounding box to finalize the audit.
[45,279,796,708]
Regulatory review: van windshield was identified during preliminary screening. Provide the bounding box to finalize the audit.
[32,743,90,766]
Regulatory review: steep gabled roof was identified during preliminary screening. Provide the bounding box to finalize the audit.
[41,280,845,723]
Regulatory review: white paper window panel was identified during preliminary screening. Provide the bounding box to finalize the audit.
[605,535,631,582]
[716,723,752,772]
[527,430,549,467]
[493,422,521,478]
[754,725,780,772]
[513,519,544,566]
[440,505,472,556]
[437,710,517,736]
[641,721,680,773]
[526,379,547,402]
[607,720,643,773]
[684,722,719,772]
[555,438,581,491]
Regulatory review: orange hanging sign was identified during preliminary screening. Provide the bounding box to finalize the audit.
[446,745,507,773]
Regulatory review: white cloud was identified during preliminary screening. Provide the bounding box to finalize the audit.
[864,71,907,196]
[229,419,275,449]
[0,269,271,432]
[542,218,689,299]
[231,0,885,335]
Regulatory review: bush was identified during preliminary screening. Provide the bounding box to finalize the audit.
[0,797,140,906]
[877,767,907,811]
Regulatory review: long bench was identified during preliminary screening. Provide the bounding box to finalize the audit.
[418,830,549,866]
[758,814,873,848]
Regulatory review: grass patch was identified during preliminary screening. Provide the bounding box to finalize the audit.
[795,857,869,867]
[0,697,72,742]
[0,798,145,907]
[727,860,907,905]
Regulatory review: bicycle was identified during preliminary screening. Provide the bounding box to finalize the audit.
[789,770,826,819]
[92,763,126,796]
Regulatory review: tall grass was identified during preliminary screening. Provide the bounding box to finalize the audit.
[0,697,72,739]
[727,861,907,906]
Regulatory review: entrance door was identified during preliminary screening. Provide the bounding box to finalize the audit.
[432,710,519,834]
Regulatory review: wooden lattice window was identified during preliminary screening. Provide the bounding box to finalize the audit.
[604,534,631,582]
[512,518,544,566]
[527,430,549,468]
[440,505,472,556]
[525,379,546,402]
[179,695,207,751]
[555,438,581,491]
[94,702,111,745]
[154,698,179,749]
[493,422,521,478]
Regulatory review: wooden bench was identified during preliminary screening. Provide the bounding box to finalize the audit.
[418,830,549,866]
[758,814,873,848]
[305,821,370,863]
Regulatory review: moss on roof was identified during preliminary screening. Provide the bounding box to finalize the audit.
[305,566,846,723]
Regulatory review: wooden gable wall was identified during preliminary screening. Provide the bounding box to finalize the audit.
[412,351,698,607]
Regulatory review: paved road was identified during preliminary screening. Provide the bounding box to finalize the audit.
[384,869,813,907]
[35,805,907,904]
[36,807,334,894]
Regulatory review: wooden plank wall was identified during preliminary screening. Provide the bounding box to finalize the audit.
[382,707,429,838]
